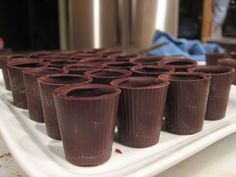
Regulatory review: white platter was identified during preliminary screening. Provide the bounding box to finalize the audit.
[0,72,236,177]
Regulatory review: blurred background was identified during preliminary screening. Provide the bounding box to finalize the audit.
[0,0,235,52]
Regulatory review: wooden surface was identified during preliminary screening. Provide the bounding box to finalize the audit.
[201,0,213,42]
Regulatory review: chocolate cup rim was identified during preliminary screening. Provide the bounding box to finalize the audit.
[129,56,163,65]
[23,67,63,76]
[159,57,197,68]
[130,65,175,74]
[80,57,115,63]
[52,83,121,100]
[7,60,46,70]
[107,53,138,59]
[218,58,236,64]
[37,73,92,86]
[159,72,211,82]
[102,61,137,68]
[84,68,132,79]
[188,66,235,76]
[63,63,98,70]
[111,76,169,90]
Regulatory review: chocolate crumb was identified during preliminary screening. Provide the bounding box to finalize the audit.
[0,153,12,158]
[115,148,122,154]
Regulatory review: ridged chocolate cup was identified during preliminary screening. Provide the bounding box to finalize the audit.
[131,65,175,77]
[130,56,163,65]
[206,52,228,65]
[108,53,139,62]
[218,58,236,85]
[69,53,98,61]
[111,77,169,148]
[38,74,92,140]
[80,48,108,54]
[23,67,64,122]
[98,49,123,57]
[159,57,198,72]
[53,84,120,166]
[188,66,234,120]
[63,63,102,75]
[159,72,211,135]
[80,57,115,65]
[102,61,136,69]
[85,68,132,84]
[0,56,34,90]
[7,60,46,109]
[47,58,78,68]
[28,51,58,58]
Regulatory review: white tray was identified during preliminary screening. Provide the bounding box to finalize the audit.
[0,72,236,177]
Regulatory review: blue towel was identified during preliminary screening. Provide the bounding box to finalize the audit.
[149,30,225,61]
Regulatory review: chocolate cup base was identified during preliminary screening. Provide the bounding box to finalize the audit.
[65,152,111,166]
[118,134,160,148]
[166,125,203,135]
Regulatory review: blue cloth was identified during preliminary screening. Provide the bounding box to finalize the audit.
[149,30,225,61]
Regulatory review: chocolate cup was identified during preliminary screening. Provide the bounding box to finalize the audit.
[23,67,63,122]
[0,57,36,90]
[108,53,139,62]
[159,72,211,135]
[102,61,136,69]
[131,65,175,77]
[28,51,58,58]
[188,66,234,120]
[159,57,198,72]
[111,77,169,148]
[69,53,99,61]
[80,48,108,54]
[229,51,236,59]
[38,74,92,140]
[218,58,236,84]
[63,63,101,75]
[80,57,115,65]
[47,58,78,68]
[7,61,46,109]
[84,68,132,84]
[130,56,163,65]
[206,52,228,65]
[98,49,123,57]
[53,84,120,166]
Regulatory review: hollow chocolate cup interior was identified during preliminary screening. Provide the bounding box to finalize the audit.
[218,58,236,85]
[53,84,121,166]
[111,77,169,148]
[47,58,78,68]
[84,68,132,84]
[129,56,163,65]
[63,63,101,75]
[159,57,198,72]
[205,52,228,66]
[188,66,234,120]
[23,67,64,123]
[37,74,92,140]
[7,60,46,109]
[159,72,211,135]
[131,65,175,77]
[102,61,137,70]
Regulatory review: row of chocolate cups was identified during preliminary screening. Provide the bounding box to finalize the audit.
[0,50,234,166]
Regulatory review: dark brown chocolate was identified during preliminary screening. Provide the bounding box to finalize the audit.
[53,84,120,166]
[102,61,136,69]
[130,56,163,65]
[205,52,228,66]
[23,67,63,122]
[218,58,236,84]
[159,57,197,71]
[131,65,175,77]
[84,68,132,84]
[108,53,139,62]
[111,77,169,148]
[80,57,115,65]
[38,74,92,140]
[63,63,101,75]
[188,66,234,120]
[159,72,211,135]
[7,60,46,109]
